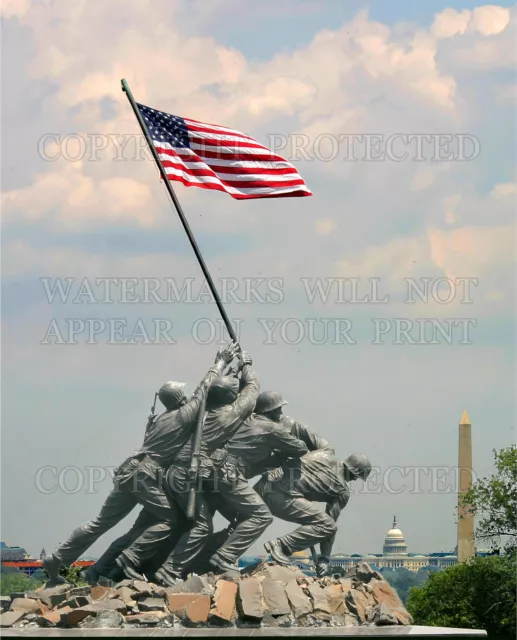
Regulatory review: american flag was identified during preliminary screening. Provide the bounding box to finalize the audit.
[136,103,312,200]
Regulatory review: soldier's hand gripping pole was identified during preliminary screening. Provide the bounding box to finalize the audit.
[310,545,320,570]
[148,392,158,425]
[186,385,209,520]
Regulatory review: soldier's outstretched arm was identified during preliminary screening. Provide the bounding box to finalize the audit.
[244,431,307,480]
[178,341,239,426]
[248,430,309,481]
[283,417,335,453]
[320,489,349,559]
[223,358,260,430]
[269,427,309,459]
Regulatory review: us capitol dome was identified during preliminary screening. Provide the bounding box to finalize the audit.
[324,516,457,572]
[241,515,460,573]
[383,516,408,555]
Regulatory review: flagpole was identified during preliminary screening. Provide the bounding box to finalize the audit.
[121,78,238,343]
[122,79,320,566]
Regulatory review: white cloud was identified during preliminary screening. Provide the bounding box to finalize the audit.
[427,224,515,283]
[431,8,472,39]
[315,218,337,235]
[490,181,517,198]
[243,77,316,117]
[0,241,196,279]
[0,0,31,19]
[3,2,514,302]
[411,166,441,191]
[4,0,513,236]
[443,193,462,224]
[337,234,430,289]
[471,5,511,36]
[332,220,515,318]
[2,162,156,229]
[431,5,510,39]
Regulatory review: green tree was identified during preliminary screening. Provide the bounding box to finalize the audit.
[407,555,516,639]
[459,445,517,554]
[381,567,428,604]
[0,571,42,596]
[57,563,88,586]
[30,569,48,583]
[417,565,439,576]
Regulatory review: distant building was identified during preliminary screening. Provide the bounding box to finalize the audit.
[239,516,460,573]
[0,541,93,577]
[0,541,29,562]
[383,516,408,555]
[237,555,263,568]
[290,550,316,576]
[327,517,458,572]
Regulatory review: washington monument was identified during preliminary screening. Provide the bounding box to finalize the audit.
[457,409,475,562]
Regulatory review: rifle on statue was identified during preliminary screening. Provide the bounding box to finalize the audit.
[186,386,209,520]
[310,545,320,572]
[185,352,242,520]
[147,392,158,429]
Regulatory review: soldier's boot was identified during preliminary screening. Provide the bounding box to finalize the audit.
[80,565,101,585]
[105,564,125,583]
[209,552,241,578]
[152,567,182,587]
[115,554,145,581]
[42,554,67,585]
[82,557,119,584]
[264,539,291,567]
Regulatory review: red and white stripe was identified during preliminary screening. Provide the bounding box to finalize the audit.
[155,117,312,200]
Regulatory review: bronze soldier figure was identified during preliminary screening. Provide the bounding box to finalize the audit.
[176,390,333,577]
[256,450,372,575]
[42,341,238,583]
[249,391,335,475]
[80,360,241,583]
[120,351,262,584]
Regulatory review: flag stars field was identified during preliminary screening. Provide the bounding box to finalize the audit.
[135,101,313,200]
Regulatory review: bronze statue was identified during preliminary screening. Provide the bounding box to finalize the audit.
[173,390,335,577]
[42,341,239,584]
[110,352,262,584]
[44,367,372,586]
[256,450,372,576]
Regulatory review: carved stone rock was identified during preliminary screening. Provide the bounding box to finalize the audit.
[125,612,171,626]
[324,583,345,615]
[262,577,291,616]
[81,610,124,628]
[369,577,413,625]
[308,582,331,616]
[10,598,42,614]
[209,579,238,623]
[285,579,313,618]
[1,561,415,629]
[237,577,263,621]
[167,593,210,623]
[0,611,26,628]
[137,597,167,612]
[60,605,96,626]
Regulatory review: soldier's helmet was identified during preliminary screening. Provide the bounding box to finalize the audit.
[208,376,239,407]
[158,381,187,410]
[255,391,288,415]
[344,454,372,481]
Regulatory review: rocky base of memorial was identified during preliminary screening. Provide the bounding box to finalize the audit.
[0,562,412,630]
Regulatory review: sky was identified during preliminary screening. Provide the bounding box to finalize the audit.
[1,0,516,561]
